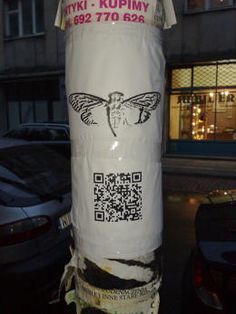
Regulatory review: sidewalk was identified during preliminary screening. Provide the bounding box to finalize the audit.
[162,156,236,193]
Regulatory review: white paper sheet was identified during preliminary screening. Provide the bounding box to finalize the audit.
[55,0,176,259]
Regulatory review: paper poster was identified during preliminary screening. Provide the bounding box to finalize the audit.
[55,0,176,259]
[62,249,162,313]
[55,1,176,312]
[75,276,160,313]
[66,23,164,259]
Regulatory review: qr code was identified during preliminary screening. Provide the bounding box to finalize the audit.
[94,172,143,222]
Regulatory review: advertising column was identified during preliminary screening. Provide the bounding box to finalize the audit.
[55,1,176,313]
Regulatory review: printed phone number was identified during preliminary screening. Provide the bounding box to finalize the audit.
[65,12,145,28]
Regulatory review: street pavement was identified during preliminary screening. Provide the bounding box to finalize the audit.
[160,192,203,314]
[163,156,236,193]
[160,156,236,314]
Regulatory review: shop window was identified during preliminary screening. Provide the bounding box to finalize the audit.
[172,68,192,89]
[21,101,34,123]
[8,102,20,129]
[35,101,48,122]
[214,91,236,140]
[53,101,68,121]
[5,79,63,129]
[193,66,216,87]
[169,63,236,142]
[4,0,44,38]
[186,0,236,11]
[218,63,236,86]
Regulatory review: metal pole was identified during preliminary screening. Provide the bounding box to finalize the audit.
[55,1,176,313]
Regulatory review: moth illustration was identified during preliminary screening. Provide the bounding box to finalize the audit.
[69,91,161,137]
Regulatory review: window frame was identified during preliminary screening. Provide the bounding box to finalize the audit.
[4,0,44,39]
[185,0,236,13]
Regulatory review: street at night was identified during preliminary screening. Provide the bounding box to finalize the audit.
[1,0,236,313]
[13,191,203,314]
[160,192,203,314]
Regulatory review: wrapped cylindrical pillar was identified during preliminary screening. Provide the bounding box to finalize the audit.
[55,1,176,313]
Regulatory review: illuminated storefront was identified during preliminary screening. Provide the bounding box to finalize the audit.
[167,61,236,157]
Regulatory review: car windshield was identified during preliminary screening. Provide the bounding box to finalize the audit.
[0,145,71,207]
[3,128,31,140]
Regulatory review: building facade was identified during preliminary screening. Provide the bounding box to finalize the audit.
[164,0,236,157]
[0,0,66,134]
[0,0,235,158]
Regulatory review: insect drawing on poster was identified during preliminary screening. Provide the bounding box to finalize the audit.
[69,91,161,136]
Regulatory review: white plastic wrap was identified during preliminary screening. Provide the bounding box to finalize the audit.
[55,1,176,312]
[68,24,165,259]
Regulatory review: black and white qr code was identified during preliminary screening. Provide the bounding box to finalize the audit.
[94,172,143,222]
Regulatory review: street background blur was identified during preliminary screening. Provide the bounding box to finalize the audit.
[20,157,236,314]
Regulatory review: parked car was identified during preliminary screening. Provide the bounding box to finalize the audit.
[0,137,28,149]
[2,122,70,159]
[0,144,72,312]
[183,189,236,314]
[2,122,70,142]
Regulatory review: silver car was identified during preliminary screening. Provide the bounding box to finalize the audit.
[0,143,72,312]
